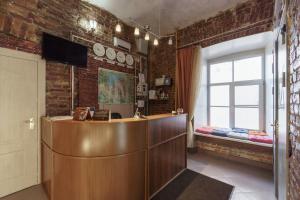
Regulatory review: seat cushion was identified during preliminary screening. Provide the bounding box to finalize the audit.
[232,128,248,134]
[248,130,268,136]
[227,132,249,140]
[195,127,213,134]
[249,135,273,144]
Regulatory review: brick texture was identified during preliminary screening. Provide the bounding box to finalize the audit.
[288,0,300,199]
[0,0,136,116]
[196,140,273,166]
[148,38,176,114]
[177,0,274,48]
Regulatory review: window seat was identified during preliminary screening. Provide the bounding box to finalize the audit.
[194,132,273,148]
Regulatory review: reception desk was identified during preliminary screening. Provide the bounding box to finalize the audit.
[41,114,187,200]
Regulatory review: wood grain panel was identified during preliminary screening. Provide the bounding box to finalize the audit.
[45,119,147,157]
[52,151,146,200]
[148,114,187,147]
[148,135,186,196]
[41,143,52,200]
[41,118,53,148]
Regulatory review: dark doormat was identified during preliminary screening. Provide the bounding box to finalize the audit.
[152,169,234,200]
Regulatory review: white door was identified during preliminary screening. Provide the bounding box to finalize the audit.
[0,51,39,197]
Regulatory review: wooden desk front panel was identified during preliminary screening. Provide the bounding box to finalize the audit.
[49,120,147,157]
[147,114,187,197]
[42,144,146,200]
[148,114,187,147]
[148,135,186,196]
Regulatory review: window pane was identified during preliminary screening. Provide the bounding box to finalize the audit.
[210,107,229,128]
[235,108,259,130]
[210,62,232,83]
[210,85,229,106]
[234,56,262,81]
[235,85,259,105]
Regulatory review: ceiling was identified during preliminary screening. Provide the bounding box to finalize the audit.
[84,0,248,35]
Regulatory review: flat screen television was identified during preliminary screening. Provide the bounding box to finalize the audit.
[42,33,88,67]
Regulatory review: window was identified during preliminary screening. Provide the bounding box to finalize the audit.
[208,51,264,130]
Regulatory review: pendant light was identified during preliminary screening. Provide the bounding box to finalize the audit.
[168,37,173,45]
[134,27,140,36]
[145,32,150,41]
[115,21,121,33]
[153,38,159,46]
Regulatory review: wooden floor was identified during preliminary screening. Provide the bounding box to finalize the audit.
[0,153,275,200]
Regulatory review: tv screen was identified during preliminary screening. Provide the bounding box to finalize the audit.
[42,33,88,67]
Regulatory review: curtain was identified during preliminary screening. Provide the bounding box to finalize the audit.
[176,46,203,148]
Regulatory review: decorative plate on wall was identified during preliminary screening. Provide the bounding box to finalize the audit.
[106,47,116,60]
[93,43,105,57]
[116,51,126,63]
[126,54,134,66]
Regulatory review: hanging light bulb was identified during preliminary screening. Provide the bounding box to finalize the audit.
[145,32,150,41]
[134,27,140,36]
[89,20,97,32]
[153,38,159,46]
[115,23,121,32]
[168,37,173,45]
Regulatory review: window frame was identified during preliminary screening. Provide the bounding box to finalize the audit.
[207,49,265,131]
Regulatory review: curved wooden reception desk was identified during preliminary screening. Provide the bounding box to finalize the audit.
[41,114,187,200]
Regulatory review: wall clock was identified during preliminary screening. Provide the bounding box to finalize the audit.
[116,51,126,63]
[126,54,134,66]
[106,48,116,60]
[93,43,105,57]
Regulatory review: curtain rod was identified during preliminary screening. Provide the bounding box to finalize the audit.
[176,17,273,50]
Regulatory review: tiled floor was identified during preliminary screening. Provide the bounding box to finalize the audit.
[187,153,276,200]
[1,153,276,200]
[0,185,47,200]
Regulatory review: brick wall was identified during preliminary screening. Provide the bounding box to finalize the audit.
[177,0,274,48]
[196,138,273,169]
[148,38,176,114]
[0,0,136,116]
[288,0,300,199]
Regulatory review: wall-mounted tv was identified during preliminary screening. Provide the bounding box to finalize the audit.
[42,33,88,67]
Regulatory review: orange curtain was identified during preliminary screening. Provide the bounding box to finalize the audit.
[176,47,196,113]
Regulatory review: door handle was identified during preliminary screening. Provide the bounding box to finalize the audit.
[25,118,35,130]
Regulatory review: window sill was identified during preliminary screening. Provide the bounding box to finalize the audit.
[194,132,273,148]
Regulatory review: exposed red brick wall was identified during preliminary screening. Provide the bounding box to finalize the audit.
[196,139,273,169]
[288,0,300,198]
[0,0,136,116]
[177,0,274,48]
[148,38,176,114]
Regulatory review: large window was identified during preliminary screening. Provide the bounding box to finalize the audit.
[208,51,264,130]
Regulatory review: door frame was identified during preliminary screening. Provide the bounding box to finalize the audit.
[0,47,46,184]
[273,21,289,200]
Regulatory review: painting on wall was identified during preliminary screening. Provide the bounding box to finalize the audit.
[98,68,134,104]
